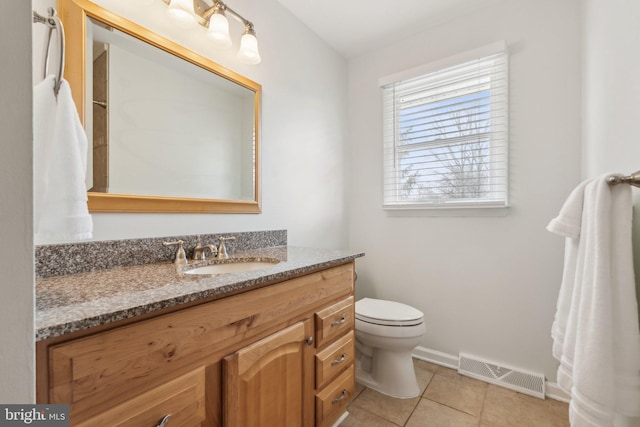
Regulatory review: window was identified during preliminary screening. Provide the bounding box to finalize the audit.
[381,42,508,210]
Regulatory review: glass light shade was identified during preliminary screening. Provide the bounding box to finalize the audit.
[166,0,197,27]
[237,32,261,65]
[206,13,232,48]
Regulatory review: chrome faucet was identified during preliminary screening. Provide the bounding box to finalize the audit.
[216,236,236,259]
[193,235,217,261]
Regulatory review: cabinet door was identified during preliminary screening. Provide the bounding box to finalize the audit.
[223,320,314,427]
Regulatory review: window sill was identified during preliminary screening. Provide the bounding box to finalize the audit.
[383,204,510,217]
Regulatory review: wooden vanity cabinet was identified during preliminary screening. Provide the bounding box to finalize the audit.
[37,262,357,427]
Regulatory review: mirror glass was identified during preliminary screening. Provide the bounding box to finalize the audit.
[60,0,261,213]
[87,20,256,201]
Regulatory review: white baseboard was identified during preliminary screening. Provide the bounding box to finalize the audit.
[331,411,349,427]
[412,345,459,369]
[411,346,570,403]
[545,382,570,403]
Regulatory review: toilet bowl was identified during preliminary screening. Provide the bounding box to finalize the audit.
[354,298,426,399]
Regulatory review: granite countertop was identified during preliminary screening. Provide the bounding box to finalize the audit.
[36,246,364,341]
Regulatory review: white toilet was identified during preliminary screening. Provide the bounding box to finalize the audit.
[354,298,426,398]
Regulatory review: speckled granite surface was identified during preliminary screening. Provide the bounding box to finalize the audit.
[36,230,287,277]
[36,246,364,341]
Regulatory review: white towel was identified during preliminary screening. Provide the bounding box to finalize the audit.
[547,178,590,365]
[547,174,640,427]
[34,76,92,243]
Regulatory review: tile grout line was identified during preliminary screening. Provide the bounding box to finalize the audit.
[419,368,490,423]
[348,387,404,427]
[356,405,404,427]
[400,375,432,426]
[476,381,490,427]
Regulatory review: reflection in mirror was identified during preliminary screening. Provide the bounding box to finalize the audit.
[58,0,261,213]
[86,19,256,201]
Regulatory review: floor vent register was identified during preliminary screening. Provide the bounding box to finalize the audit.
[458,352,546,399]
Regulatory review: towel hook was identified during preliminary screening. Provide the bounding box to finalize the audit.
[33,7,65,97]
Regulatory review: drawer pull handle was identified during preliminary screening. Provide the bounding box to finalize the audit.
[157,414,171,427]
[331,316,346,327]
[331,353,347,366]
[332,389,347,404]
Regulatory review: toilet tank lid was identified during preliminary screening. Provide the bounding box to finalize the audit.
[355,298,424,323]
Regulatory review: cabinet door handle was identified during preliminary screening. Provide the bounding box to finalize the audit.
[157,414,171,427]
[331,353,347,366]
[332,389,347,404]
[306,336,314,346]
[331,315,346,327]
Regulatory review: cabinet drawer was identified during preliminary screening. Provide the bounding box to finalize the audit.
[76,368,205,427]
[315,296,354,348]
[315,364,355,427]
[315,331,354,389]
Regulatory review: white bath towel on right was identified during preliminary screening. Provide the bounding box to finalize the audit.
[548,174,640,427]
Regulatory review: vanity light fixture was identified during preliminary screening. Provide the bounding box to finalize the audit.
[163,0,261,64]
[207,6,232,48]
[165,0,198,27]
[237,24,261,65]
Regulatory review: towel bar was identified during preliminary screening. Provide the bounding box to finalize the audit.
[607,171,640,188]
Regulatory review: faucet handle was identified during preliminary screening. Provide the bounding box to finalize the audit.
[163,240,187,266]
[217,236,236,259]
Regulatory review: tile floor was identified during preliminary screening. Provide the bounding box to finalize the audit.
[340,359,570,427]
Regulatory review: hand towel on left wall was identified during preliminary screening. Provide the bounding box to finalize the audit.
[34,75,92,242]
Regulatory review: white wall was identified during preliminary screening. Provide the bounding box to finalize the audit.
[347,0,582,380]
[33,0,349,248]
[582,0,640,179]
[1,2,35,402]
[582,0,640,297]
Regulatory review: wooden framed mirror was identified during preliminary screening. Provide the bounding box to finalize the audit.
[58,0,261,213]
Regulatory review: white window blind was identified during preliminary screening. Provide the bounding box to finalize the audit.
[381,44,508,210]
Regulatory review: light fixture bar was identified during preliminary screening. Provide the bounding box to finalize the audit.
[198,0,253,29]
[163,0,261,64]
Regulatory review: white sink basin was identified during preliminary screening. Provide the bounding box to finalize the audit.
[183,260,279,276]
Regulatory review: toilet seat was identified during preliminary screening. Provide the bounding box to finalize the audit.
[355,298,424,326]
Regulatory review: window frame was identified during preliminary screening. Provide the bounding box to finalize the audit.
[380,42,509,212]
